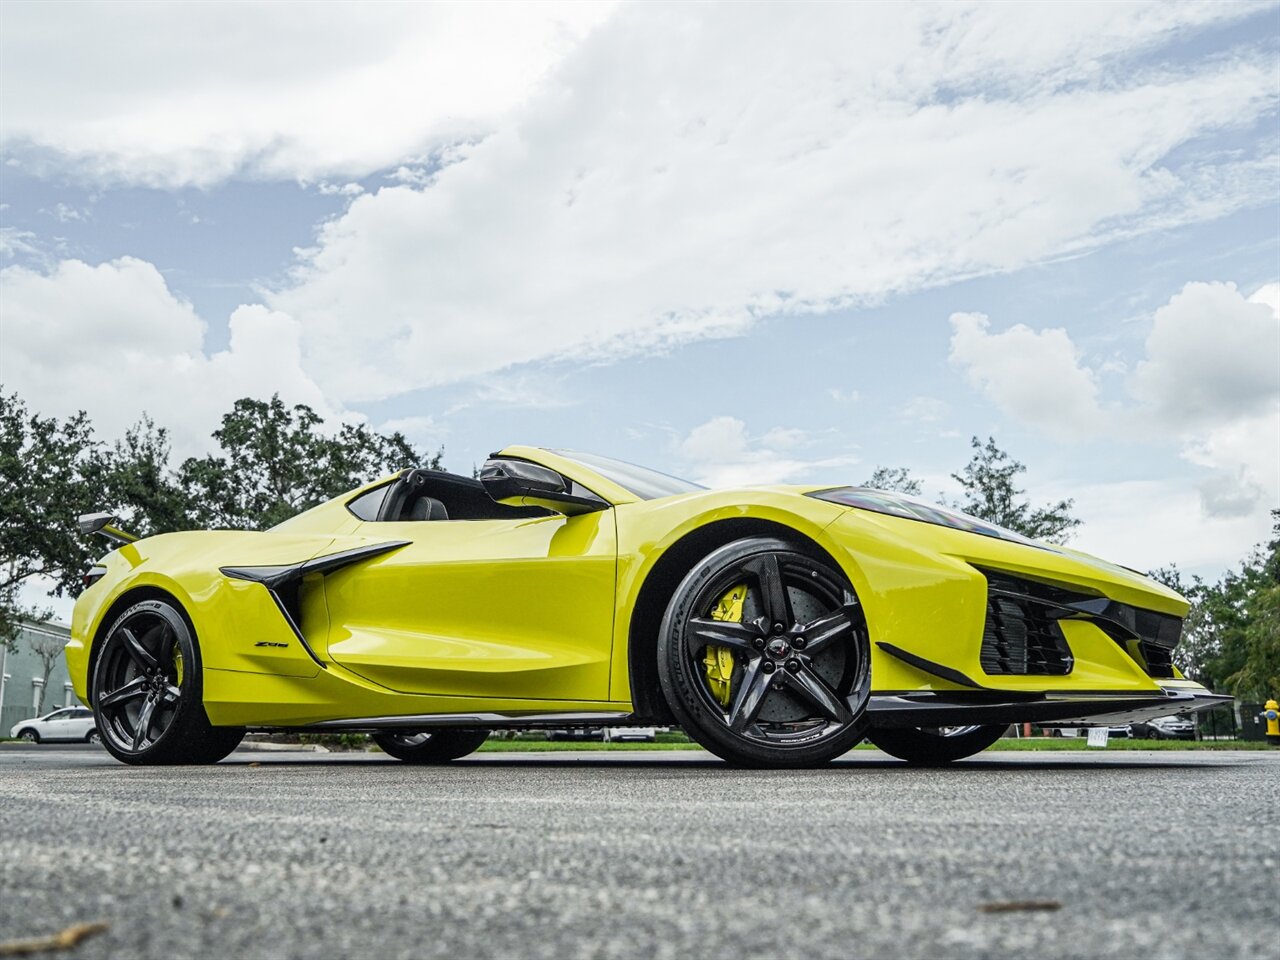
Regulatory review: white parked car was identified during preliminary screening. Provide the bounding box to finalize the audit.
[9,706,99,743]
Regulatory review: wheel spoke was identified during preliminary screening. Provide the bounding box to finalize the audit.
[783,665,852,725]
[119,626,159,672]
[798,608,853,656]
[132,692,160,750]
[160,683,182,703]
[727,659,773,732]
[745,554,792,628]
[98,676,148,709]
[686,618,760,656]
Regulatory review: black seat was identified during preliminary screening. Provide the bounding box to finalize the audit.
[407,496,449,521]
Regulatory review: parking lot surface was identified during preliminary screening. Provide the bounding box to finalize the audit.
[0,745,1275,959]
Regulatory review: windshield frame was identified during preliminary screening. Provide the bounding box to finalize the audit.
[549,449,705,502]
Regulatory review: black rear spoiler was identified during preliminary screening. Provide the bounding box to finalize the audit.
[78,512,139,546]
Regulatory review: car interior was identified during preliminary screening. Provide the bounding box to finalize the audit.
[347,468,551,523]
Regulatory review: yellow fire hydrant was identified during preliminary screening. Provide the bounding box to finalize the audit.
[1264,699,1280,746]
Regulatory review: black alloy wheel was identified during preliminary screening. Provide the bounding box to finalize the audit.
[92,598,244,765]
[866,723,1006,764]
[372,728,490,763]
[658,537,871,768]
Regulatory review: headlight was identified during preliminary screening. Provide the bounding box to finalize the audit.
[807,487,1043,547]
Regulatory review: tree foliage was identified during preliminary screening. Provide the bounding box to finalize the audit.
[951,436,1081,542]
[1148,512,1280,700]
[862,466,922,495]
[0,392,111,651]
[177,396,438,530]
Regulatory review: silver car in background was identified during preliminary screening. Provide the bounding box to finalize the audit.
[8,706,99,743]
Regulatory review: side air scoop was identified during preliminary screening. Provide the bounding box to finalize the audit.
[220,541,409,668]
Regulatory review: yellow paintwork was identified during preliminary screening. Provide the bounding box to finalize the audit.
[67,445,1207,728]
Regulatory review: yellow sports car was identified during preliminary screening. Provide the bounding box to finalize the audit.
[67,446,1227,767]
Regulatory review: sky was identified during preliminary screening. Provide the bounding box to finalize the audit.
[2,0,1278,614]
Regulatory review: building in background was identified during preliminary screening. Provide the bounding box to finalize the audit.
[0,620,74,734]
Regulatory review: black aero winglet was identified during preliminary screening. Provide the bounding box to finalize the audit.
[220,540,410,587]
[876,641,985,690]
[220,541,410,668]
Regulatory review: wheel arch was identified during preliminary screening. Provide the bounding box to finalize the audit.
[624,516,851,722]
[86,584,197,707]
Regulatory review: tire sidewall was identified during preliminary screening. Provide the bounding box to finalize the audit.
[657,536,870,768]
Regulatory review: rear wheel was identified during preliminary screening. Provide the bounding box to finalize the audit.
[867,724,1005,764]
[92,598,244,765]
[85,729,101,745]
[372,729,490,763]
[658,537,871,768]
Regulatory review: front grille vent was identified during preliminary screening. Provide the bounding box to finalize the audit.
[978,572,1081,676]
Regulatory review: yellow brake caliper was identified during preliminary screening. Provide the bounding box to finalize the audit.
[704,583,747,707]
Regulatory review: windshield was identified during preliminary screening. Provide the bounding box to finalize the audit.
[551,450,705,501]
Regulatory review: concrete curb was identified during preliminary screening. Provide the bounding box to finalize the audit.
[235,741,330,753]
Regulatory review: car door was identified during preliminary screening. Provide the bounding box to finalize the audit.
[39,709,73,741]
[325,509,618,702]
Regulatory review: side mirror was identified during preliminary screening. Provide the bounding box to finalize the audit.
[479,458,606,516]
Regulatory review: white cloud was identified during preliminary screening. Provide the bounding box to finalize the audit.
[947,280,1280,523]
[256,3,1277,404]
[1064,478,1272,577]
[0,257,336,458]
[1131,281,1280,425]
[948,313,1105,437]
[901,396,950,424]
[678,416,858,488]
[0,2,614,187]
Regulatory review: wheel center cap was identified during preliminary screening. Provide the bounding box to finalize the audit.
[766,637,790,659]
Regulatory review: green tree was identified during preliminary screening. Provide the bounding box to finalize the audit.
[1149,512,1280,699]
[951,436,1081,542]
[107,415,191,537]
[1225,511,1280,701]
[177,396,440,530]
[862,466,922,495]
[0,392,111,652]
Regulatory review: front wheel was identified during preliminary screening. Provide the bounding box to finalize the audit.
[372,729,490,763]
[658,537,871,768]
[18,729,39,743]
[92,598,245,765]
[867,724,1006,764]
[85,729,101,745]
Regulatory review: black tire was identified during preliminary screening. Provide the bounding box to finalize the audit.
[372,728,490,763]
[657,537,871,768]
[17,728,39,743]
[867,724,1006,764]
[91,597,245,765]
[85,729,101,745]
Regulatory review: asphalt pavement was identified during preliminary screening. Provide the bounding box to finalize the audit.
[0,744,1276,960]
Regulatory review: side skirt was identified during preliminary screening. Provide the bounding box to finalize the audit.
[868,689,1232,729]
